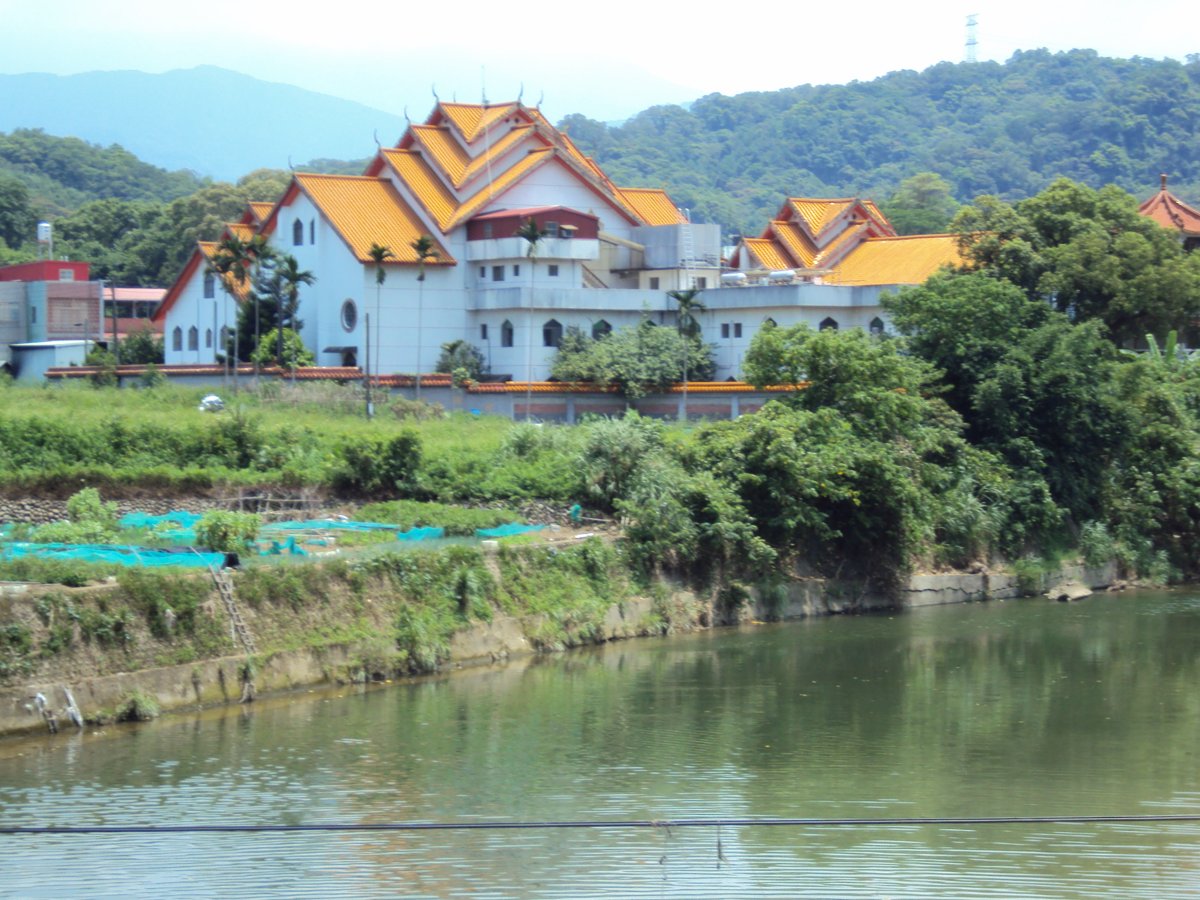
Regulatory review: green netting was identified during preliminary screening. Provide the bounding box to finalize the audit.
[396,526,445,541]
[118,510,203,544]
[1,542,225,569]
[475,523,545,538]
[119,511,204,530]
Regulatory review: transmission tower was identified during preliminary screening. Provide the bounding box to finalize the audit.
[966,14,978,63]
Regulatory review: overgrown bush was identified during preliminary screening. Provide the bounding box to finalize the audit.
[337,431,421,495]
[195,510,260,552]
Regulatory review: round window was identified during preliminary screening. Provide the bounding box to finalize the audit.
[341,299,357,332]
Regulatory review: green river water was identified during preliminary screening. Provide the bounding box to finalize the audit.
[1,590,1198,898]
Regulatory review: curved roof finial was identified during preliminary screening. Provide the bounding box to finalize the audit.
[431,84,440,103]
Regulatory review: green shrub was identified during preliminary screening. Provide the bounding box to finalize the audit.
[195,510,261,552]
[115,690,160,722]
[355,499,520,536]
[337,431,421,495]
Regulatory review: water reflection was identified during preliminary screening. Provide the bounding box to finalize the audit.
[2,592,1199,897]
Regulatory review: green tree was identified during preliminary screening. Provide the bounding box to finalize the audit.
[551,319,716,400]
[954,178,1200,345]
[119,324,164,365]
[0,175,36,249]
[880,172,959,235]
[434,339,485,384]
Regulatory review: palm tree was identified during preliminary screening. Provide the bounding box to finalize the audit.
[367,242,393,418]
[517,218,549,419]
[210,235,254,392]
[668,289,705,422]
[246,236,277,387]
[411,235,439,402]
[274,254,315,374]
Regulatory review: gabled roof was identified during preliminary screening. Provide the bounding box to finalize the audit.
[1139,175,1200,238]
[618,188,687,226]
[376,101,653,233]
[823,234,962,286]
[741,237,792,271]
[270,173,455,265]
[408,123,534,189]
[433,102,520,142]
[376,148,460,232]
[246,202,275,225]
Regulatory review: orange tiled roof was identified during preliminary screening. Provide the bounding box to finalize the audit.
[1139,176,1200,237]
[294,173,454,265]
[742,237,793,271]
[408,123,534,189]
[788,198,856,235]
[247,202,275,224]
[823,234,962,286]
[379,149,460,232]
[445,149,555,230]
[770,222,819,268]
[618,188,686,226]
[437,102,519,142]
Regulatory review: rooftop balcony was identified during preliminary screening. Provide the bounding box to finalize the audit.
[465,237,599,262]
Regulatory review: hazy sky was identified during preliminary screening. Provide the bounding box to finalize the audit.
[1,0,1195,122]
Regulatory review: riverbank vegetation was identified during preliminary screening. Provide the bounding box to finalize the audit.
[2,179,1199,599]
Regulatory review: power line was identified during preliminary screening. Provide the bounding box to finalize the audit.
[4,814,1200,836]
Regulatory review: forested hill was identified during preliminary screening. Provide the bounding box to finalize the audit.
[560,49,1200,236]
[0,129,204,217]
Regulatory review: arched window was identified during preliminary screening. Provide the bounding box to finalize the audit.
[819,317,839,331]
[592,319,612,340]
[220,326,230,350]
[187,326,199,350]
[292,219,304,246]
[501,320,514,348]
[543,319,563,348]
[869,316,885,335]
[203,272,215,299]
[205,328,213,349]
[309,219,315,244]
[172,327,183,351]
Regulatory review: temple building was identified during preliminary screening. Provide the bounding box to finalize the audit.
[156,101,961,381]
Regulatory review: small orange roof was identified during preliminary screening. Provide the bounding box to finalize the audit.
[823,234,962,286]
[291,173,454,265]
[740,238,791,271]
[247,202,275,224]
[619,188,687,226]
[1139,175,1200,237]
[437,102,519,143]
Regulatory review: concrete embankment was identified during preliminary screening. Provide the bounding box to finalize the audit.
[0,561,1119,738]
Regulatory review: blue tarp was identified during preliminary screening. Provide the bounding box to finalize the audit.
[475,523,545,538]
[1,541,225,569]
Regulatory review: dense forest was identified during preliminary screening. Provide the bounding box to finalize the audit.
[1,50,1199,285]
[563,49,1200,236]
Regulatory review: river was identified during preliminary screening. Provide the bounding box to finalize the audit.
[2,590,1199,898]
